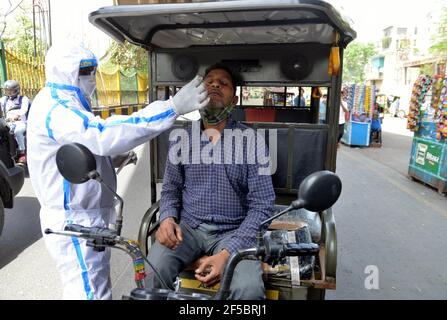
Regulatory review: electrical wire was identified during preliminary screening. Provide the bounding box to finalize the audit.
[0,0,26,38]
[5,0,25,16]
[111,243,170,290]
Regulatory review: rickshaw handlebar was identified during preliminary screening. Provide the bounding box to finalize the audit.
[215,241,320,300]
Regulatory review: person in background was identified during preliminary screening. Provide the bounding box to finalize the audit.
[391,97,400,117]
[371,104,382,143]
[293,88,306,107]
[319,94,327,124]
[374,101,384,124]
[0,80,31,164]
[338,89,349,148]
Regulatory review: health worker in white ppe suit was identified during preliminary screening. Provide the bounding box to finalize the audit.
[27,43,209,300]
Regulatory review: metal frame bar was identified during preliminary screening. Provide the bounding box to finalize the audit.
[145,17,327,46]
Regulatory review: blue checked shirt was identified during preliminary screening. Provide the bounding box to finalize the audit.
[160,119,275,254]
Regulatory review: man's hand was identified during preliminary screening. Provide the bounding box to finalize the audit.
[172,75,210,116]
[155,217,183,250]
[194,249,230,287]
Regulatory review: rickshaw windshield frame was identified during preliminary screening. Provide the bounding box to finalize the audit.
[89,0,356,50]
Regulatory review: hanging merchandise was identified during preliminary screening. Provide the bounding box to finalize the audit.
[407,75,432,132]
[435,78,447,141]
[408,74,447,194]
[341,84,375,147]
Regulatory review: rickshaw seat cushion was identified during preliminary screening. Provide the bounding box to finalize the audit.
[259,124,328,191]
[273,205,322,243]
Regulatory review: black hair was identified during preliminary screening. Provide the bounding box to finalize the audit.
[204,63,241,96]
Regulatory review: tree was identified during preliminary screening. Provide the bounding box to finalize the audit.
[1,3,45,58]
[106,41,148,74]
[430,7,447,57]
[343,41,377,84]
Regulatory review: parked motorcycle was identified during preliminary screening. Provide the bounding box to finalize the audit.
[46,143,342,300]
[4,118,27,167]
[0,118,25,236]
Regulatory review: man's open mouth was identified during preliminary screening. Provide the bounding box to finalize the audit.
[209,91,222,97]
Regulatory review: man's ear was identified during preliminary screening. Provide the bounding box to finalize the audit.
[232,96,239,105]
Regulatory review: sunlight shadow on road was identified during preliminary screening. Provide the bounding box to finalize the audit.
[381,116,413,138]
[0,196,42,269]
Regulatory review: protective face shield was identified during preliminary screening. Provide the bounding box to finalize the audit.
[78,59,98,105]
[79,72,96,99]
[3,80,20,99]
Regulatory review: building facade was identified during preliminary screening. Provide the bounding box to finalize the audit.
[366,2,445,114]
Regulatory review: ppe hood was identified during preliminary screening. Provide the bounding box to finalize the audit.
[45,43,97,87]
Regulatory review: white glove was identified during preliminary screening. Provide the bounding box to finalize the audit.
[172,75,210,116]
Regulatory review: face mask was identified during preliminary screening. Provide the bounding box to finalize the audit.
[78,74,96,101]
[200,104,234,125]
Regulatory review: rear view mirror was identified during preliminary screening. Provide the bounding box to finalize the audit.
[297,170,342,212]
[56,143,97,184]
[260,170,342,229]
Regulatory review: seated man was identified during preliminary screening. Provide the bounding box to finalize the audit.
[0,80,31,164]
[371,108,382,143]
[145,64,275,300]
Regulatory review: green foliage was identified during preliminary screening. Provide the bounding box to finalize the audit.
[2,10,45,57]
[343,41,377,84]
[430,7,447,56]
[107,41,148,74]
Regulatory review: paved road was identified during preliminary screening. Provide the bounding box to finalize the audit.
[328,133,447,299]
[0,184,41,270]
[0,117,446,299]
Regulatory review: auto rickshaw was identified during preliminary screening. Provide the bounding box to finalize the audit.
[89,0,356,300]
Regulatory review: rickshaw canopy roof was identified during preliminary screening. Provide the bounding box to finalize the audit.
[89,0,356,50]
